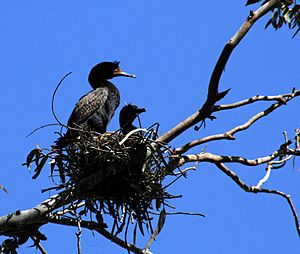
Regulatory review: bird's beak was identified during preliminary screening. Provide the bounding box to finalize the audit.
[113,68,136,78]
[137,108,146,114]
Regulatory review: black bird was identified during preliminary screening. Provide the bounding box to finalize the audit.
[119,104,146,134]
[66,61,136,137]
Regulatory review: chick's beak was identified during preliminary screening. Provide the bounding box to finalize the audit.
[113,68,136,78]
[137,108,146,114]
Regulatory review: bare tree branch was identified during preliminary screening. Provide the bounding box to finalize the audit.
[207,0,282,99]
[170,128,299,171]
[213,93,292,112]
[156,0,282,145]
[76,220,82,254]
[150,211,205,217]
[254,164,272,189]
[48,216,144,254]
[175,90,300,154]
[254,155,292,189]
[0,163,124,234]
[30,236,48,254]
[215,162,300,236]
[257,188,300,237]
[0,190,76,234]
[2,1,299,252]
[175,148,298,168]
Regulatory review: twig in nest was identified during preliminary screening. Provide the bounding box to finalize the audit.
[144,209,166,252]
[150,211,205,218]
[51,72,72,126]
[26,73,72,138]
[26,127,181,245]
[26,123,62,138]
[119,128,148,145]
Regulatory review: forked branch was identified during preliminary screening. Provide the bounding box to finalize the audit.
[215,162,300,236]
[175,89,300,154]
[175,143,299,168]
[157,0,283,144]
[49,216,144,254]
[1,1,298,253]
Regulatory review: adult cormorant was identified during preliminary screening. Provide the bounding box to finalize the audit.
[66,61,136,137]
[119,104,146,134]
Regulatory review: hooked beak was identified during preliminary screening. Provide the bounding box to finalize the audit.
[137,108,146,114]
[113,68,136,78]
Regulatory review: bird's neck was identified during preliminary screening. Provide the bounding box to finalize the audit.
[91,79,117,90]
[122,123,136,135]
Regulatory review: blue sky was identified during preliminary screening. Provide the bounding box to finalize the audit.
[0,0,300,253]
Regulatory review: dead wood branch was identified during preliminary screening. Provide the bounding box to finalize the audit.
[176,148,298,168]
[30,236,47,254]
[175,90,300,154]
[48,216,144,254]
[2,1,299,253]
[156,0,283,145]
[215,162,300,236]
[213,92,297,111]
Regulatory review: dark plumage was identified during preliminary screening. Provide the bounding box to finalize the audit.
[66,61,135,136]
[119,104,146,134]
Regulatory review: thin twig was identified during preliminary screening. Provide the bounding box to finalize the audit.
[150,211,205,217]
[257,188,300,237]
[51,72,72,126]
[213,93,291,111]
[269,155,293,169]
[26,72,72,138]
[173,166,196,175]
[283,130,289,144]
[173,161,199,175]
[175,90,300,154]
[26,123,62,138]
[54,202,85,217]
[254,153,293,189]
[254,164,272,189]
[48,216,144,254]
[295,129,299,150]
[119,128,148,145]
[215,163,300,236]
[30,236,47,254]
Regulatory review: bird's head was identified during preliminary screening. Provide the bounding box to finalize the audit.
[88,61,136,88]
[119,104,146,132]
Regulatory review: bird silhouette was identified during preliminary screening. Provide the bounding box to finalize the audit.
[56,61,135,146]
[119,104,146,134]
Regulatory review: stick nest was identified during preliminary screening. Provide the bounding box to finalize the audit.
[25,128,177,236]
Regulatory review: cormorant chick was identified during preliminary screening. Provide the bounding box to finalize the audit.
[119,104,146,134]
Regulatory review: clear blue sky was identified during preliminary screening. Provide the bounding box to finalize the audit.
[0,0,300,253]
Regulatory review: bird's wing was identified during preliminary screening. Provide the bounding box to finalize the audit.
[67,87,109,127]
